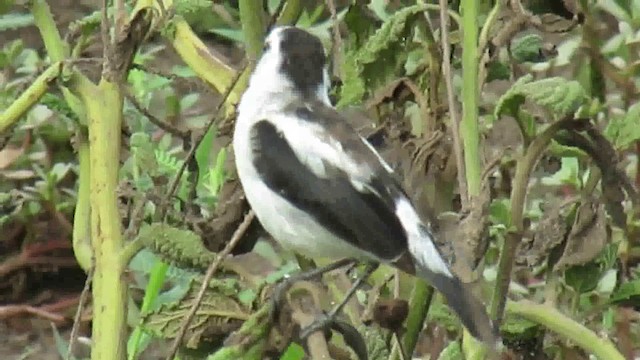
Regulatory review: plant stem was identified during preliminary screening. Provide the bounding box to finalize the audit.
[490,119,575,324]
[76,75,127,360]
[0,62,62,133]
[460,0,482,199]
[401,279,434,355]
[239,0,265,61]
[506,300,625,360]
[31,0,69,62]
[459,0,486,356]
[276,0,302,26]
[72,133,93,272]
[169,19,237,93]
[439,0,467,208]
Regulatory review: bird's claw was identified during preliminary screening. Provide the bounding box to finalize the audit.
[299,311,338,341]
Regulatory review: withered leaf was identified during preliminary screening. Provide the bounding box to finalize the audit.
[521,203,568,268]
[554,200,608,270]
[437,183,491,282]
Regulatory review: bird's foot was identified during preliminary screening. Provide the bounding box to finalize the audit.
[299,310,337,340]
[268,258,356,321]
[299,262,378,341]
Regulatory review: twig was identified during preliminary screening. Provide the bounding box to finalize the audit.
[125,92,189,139]
[67,268,93,360]
[438,0,468,209]
[160,64,248,218]
[100,0,110,76]
[165,210,255,360]
[490,117,576,323]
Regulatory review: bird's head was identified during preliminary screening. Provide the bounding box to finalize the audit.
[249,26,331,105]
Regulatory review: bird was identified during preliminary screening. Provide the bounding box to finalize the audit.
[233,25,498,345]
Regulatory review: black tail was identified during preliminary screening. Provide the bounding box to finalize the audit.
[417,265,499,345]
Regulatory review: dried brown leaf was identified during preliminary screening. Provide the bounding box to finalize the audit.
[0,146,24,170]
[520,203,568,268]
[554,200,608,270]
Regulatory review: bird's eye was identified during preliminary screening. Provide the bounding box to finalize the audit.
[263,42,271,52]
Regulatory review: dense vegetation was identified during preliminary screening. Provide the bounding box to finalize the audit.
[0,0,638,359]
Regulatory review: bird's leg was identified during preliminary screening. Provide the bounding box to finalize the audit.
[298,262,378,340]
[270,258,356,320]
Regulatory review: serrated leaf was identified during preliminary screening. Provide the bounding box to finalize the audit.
[144,279,250,350]
[604,102,640,149]
[338,4,426,106]
[0,13,34,31]
[512,34,544,63]
[494,75,588,118]
[360,326,389,360]
[138,223,216,270]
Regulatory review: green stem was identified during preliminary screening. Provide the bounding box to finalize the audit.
[506,300,625,360]
[401,279,434,356]
[239,0,266,61]
[0,62,62,134]
[459,0,486,356]
[72,132,93,272]
[490,119,575,324]
[460,0,481,198]
[31,0,69,62]
[276,0,302,26]
[76,75,127,360]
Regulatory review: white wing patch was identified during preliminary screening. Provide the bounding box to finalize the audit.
[359,135,394,173]
[394,197,452,277]
[269,112,373,180]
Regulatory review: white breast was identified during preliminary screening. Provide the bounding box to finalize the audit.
[233,89,371,260]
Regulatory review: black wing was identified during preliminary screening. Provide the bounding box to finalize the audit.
[249,112,409,261]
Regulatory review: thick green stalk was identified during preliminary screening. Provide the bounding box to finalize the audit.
[506,301,624,360]
[77,76,127,360]
[239,0,265,61]
[460,0,482,198]
[170,19,236,92]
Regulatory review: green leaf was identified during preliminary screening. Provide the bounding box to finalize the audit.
[541,157,580,187]
[137,223,216,270]
[512,34,544,63]
[338,4,426,106]
[0,13,34,31]
[604,102,640,149]
[564,263,601,294]
[128,261,169,360]
[437,341,462,360]
[279,343,305,360]
[494,75,588,119]
[486,60,510,82]
[609,279,640,304]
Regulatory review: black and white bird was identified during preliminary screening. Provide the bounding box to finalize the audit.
[233,26,497,344]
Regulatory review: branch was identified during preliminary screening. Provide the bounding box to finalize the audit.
[506,300,625,360]
[165,211,256,360]
[0,62,63,134]
[490,117,578,324]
